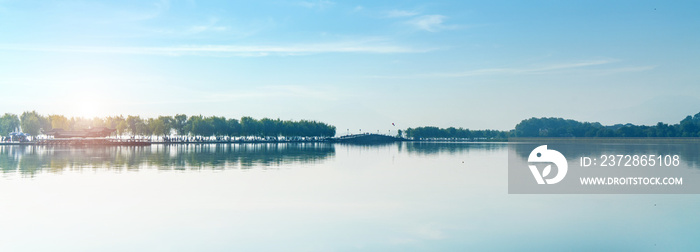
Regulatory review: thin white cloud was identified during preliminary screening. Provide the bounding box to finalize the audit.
[298,0,334,10]
[367,59,655,78]
[406,15,451,32]
[205,85,340,102]
[111,85,344,106]
[427,60,619,77]
[184,18,229,35]
[147,17,231,36]
[187,24,228,34]
[0,41,432,56]
[524,60,616,72]
[594,65,658,75]
[153,17,273,39]
[386,10,419,18]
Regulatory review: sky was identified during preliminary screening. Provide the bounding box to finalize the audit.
[0,0,699,134]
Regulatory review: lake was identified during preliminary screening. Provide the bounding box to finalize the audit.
[0,142,698,251]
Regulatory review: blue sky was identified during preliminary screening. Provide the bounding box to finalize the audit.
[0,0,698,133]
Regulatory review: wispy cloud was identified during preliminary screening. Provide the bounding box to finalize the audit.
[0,40,432,56]
[590,65,657,75]
[427,60,619,77]
[406,15,455,32]
[151,17,274,39]
[205,85,340,101]
[298,0,334,10]
[368,59,655,78]
[520,60,616,73]
[114,85,345,106]
[184,18,228,35]
[118,0,171,21]
[386,10,419,18]
[186,24,228,34]
[384,9,461,32]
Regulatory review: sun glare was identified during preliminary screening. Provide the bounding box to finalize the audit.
[69,99,103,119]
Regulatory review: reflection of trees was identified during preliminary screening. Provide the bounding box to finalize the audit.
[0,143,335,176]
[511,141,700,169]
[0,146,21,173]
[403,142,507,155]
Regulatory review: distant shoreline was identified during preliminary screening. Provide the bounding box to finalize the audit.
[3,135,700,147]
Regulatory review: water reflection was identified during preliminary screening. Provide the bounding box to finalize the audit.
[0,143,336,176]
[0,142,515,176]
[1,141,699,251]
[6,141,697,176]
[403,141,507,155]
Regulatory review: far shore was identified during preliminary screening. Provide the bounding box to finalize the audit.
[0,133,512,146]
[4,136,700,146]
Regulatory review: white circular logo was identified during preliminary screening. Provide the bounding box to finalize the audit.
[528,145,568,184]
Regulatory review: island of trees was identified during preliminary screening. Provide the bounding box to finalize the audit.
[404,112,700,139]
[0,111,336,140]
[514,112,700,137]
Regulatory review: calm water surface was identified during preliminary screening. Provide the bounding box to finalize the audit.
[0,142,698,251]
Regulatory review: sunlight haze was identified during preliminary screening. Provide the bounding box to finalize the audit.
[1,0,698,132]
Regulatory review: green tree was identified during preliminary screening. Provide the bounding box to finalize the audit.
[48,115,70,130]
[20,111,48,136]
[173,114,188,135]
[136,118,150,137]
[209,116,228,137]
[188,115,213,137]
[116,121,128,136]
[240,116,260,137]
[0,113,20,136]
[152,116,173,137]
[91,117,105,128]
[150,118,167,137]
[226,118,241,138]
[680,116,698,137]
[126,115,141,136]
[105,116,126,136]
[260,118,277,137]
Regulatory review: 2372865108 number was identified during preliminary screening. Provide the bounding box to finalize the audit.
[599,155,680,167]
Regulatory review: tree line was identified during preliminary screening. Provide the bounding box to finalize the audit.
[403,112,700,139]
[514,112,700,137]
[404,126,510,140]
[0,111,336,138]
[6,110,700,140]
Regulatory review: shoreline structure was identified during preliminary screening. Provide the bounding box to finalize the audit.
[3,135,697,146]
[0,133,510,146]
